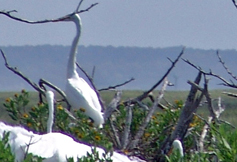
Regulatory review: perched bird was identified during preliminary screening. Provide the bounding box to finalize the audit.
[55,13,104,127]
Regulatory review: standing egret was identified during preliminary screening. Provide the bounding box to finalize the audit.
[0,90,140,161]
[55,13,104,127]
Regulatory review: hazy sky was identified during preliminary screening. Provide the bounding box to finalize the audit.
[1,1,237,50]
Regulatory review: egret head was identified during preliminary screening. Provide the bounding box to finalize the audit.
[172,139,184,157]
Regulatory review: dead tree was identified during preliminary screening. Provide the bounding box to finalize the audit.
[155,71,204,161]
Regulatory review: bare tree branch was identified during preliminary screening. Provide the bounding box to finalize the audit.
[156,71,203,161]
[99,78,135,91]
[0,2,98,24]
[183,58,237,88]
[216,51,237,81]
[1,49,44,94]
[123,47,185,107]
[127,77,169,150]
[199,96,226,153]
[76,0,84,12]
[104,91,122,121]
[203,75,217,120]
[1,49,76,121]
[39,79,69,106]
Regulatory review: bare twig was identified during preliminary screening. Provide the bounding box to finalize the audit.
[0,3,98,24]
[1,49,76,121]
[39,79,70,108]
[123,47,185,107]
[216,51,237,81]
[76,0,84,12]
[38,79,76,121]
[99,78,135,91]
[136,47,185,101]
[183,58,237,88]
[1,49,44,94]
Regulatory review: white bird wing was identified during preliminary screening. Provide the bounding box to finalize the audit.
[66,77,102,112]
[19,132,89,161]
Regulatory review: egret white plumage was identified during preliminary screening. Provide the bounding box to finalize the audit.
[0,90,139,161]
[46,90,54,133]
[172,139,184,157]
[56,13,104,127]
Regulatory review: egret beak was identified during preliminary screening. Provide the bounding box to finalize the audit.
[52,13,74,22]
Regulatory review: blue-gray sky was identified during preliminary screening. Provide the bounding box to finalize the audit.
[1,0,237,50]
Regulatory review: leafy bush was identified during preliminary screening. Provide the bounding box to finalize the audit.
[2,90,237,161]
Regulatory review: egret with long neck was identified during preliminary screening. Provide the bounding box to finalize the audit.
[46,90,54,133]
[60,14,104,127]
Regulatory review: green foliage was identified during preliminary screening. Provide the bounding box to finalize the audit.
[210,124,237,161]
[2,90,237,162]
[67,147,113,162]
[0,132,45,162]
[2,90,113,161]
[0,132,15,162]
[3,90,29,122]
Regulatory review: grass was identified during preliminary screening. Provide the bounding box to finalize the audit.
[0,89,237,126]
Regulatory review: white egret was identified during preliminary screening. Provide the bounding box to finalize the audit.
[0,90,140,162]
[46,90,54,133]
[0,124,142,162]
[172,139,184,157]
[56,13,104,127]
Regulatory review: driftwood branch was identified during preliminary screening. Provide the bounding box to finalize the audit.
[199,97,225,152]
[128,78,169,150]
[104,91,122,121]
[203,75,217,120]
